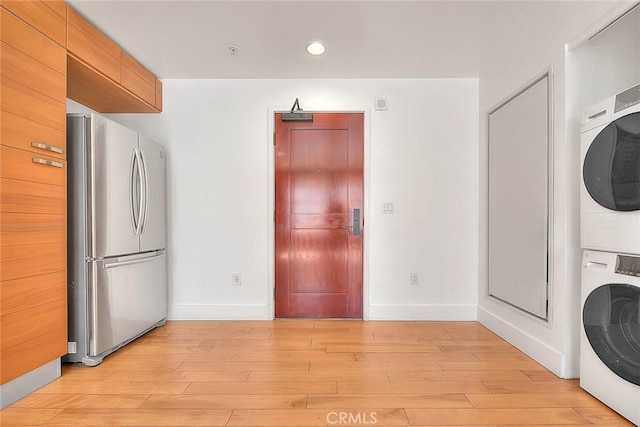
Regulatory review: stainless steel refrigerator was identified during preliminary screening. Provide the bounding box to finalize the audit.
[66,113,167,366]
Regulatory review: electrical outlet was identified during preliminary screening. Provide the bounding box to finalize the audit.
[410,273,419,286]
[232,273,242,286]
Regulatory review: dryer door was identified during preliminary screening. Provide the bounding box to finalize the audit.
[583,283,640,385]
[583,112,640,211]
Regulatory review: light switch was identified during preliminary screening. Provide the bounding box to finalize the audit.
[383,202,395,214]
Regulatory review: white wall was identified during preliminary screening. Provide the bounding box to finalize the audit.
[477,1,633,378]
[109,79,479,320]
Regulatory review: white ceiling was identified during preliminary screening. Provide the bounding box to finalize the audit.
[66,0,625,79]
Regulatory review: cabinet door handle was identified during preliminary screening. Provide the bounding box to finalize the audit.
[32,158,64,168]
[31,141,63,154]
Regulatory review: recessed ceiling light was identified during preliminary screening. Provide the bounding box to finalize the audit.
[306,41,326,56]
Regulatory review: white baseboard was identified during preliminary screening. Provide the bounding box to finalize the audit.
[168,304,269,320]
[368,304,478,320]
[478,306,565,377]
[168,303,477,321]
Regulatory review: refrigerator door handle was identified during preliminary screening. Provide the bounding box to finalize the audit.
[103,251,165,269]
[136,149,145,235]
[130,149,138,234]
[139,149,150,234]
[131,148,145,235]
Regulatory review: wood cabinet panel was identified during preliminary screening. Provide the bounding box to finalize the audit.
[0,8,66,74]
[0,299,67,384]
[67,5,120,83]
[1,296,66,349]
[0,213,66,247]
[1,271,66,384]
[1,111,65,159]
[42,0,66,19]
[1,78,65,132]
[0,0,66,46]
[121,51,156,106]
[0,146,66,187]
[1,271,66,316]
[0,242,66,282]
[0,178,66,215]
[1,41,65,101]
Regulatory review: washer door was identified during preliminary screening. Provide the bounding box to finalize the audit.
[583,112,640,211]
[583,284,640,385]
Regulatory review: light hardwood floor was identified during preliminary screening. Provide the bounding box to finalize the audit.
[0,320,633,426]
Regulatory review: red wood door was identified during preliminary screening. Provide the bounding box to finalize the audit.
[275,112,363,318]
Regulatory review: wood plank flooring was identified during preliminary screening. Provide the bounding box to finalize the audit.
[0,320,633,426]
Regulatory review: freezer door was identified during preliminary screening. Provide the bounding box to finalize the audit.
[90,114,140,258]
[88,251,167,357]
[139,135,167,252]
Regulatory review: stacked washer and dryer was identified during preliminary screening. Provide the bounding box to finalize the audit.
[580,83,640,425]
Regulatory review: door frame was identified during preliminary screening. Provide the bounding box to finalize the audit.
[267,106,371,320]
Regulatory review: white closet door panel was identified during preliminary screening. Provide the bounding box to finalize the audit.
[488,75,549,319]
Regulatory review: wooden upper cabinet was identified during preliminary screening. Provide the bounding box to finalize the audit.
[66,4,162,113]
[121,50,156,106]
[0,0,66,46]
[67,5,120,83]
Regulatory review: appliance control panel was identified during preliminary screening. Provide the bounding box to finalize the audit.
[614,83,640,113]
[616,254,640,277]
